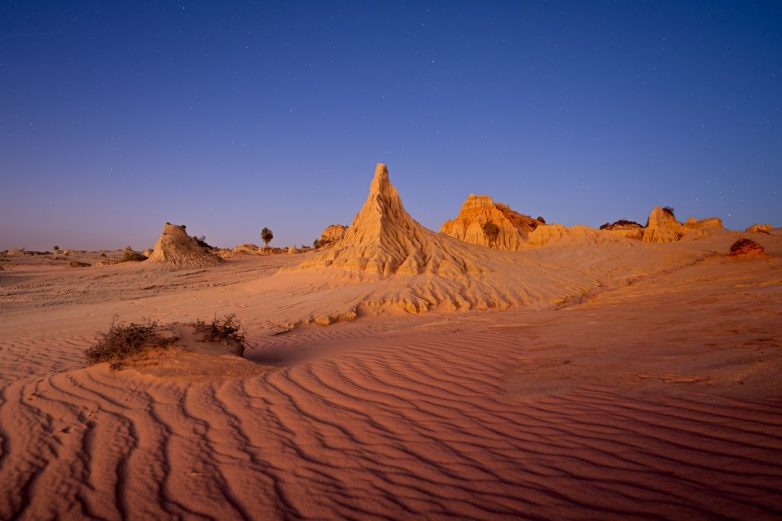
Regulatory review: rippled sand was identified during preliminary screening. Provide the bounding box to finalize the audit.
[1,232,781,520]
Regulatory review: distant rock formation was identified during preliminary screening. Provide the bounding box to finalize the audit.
[642,207,683,243]
[642,207,724,243]
[294,163,485,277]
[315,224,348,248]
[146,223,223,269]
[746,224,772,234]
[526,224,602,247]
[599,220,644,240]
[439,195,543,250]
[729,238,765,257]
[683,216,723,233]
[234,243,261,255]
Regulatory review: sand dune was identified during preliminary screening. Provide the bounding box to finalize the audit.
[1,225,781,519]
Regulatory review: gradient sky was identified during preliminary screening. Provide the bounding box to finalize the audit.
[1,1,780,250]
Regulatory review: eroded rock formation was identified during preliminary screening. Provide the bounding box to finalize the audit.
[294,163,487,277]
[315,224,348,248]
[439,195,543,250]
[146,223,223,269]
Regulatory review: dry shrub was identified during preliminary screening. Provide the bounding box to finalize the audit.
[192,314,246,345]
[85,318,169,369]
[729,238,765,256]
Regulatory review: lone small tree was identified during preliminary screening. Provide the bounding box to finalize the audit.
[482,221,500,248]
[261,227,274,251]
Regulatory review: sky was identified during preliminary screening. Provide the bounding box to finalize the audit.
[1,0,780,250]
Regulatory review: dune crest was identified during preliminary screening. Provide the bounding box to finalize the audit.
[146,223,223,269]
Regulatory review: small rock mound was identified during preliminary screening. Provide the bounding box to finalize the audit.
[600,219,644,240]
[234,243,261,255]
[729,238,766,257]
[746,224,772,234]
[146,223,223,269]
[440,194,542,250]
[315,224,348,248]
[683,216,723,233]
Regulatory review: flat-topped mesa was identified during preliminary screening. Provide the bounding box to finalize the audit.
[440,194,542,250]
[146,223,223,269]
[291,163,488,278]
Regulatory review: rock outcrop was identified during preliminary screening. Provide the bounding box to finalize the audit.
[683,216,723,233]
[294,163,485,277]
[526,224,602,247]
[439,195,542,250]
[746,224,772,234]
[315,224,348,248]
[146,223,223,269]
[642,207,683,243]
[599,220,644,240]
[642,207,725,243]
[282,163,693,317]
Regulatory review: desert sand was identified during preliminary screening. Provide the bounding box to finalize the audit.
[1,165,781,520]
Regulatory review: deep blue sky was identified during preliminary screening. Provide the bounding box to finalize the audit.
[1,1,780,250]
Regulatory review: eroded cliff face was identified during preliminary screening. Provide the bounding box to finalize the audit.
[439,194,543,250]
[642,207,724,243]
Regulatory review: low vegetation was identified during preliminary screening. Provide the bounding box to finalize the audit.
[192,314,246,345]
[195,235,214,249]
[482,221,500,247]
[84,319,168,369]
[600,219,643,230]
[729,238,765,256]
[662,206,676,217]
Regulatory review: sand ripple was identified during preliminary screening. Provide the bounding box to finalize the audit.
[1,326,781,520]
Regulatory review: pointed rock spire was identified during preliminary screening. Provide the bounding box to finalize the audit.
[293,163,481,277]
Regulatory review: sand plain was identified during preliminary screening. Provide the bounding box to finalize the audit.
[1,224,781,520]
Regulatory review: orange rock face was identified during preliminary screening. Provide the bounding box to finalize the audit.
[439,194,542,250]
[315,224,348,248]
